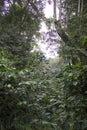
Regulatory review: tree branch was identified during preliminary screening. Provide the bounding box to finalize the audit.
[55,20,71,45]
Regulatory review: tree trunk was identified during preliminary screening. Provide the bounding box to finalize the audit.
[53,0,57,19]
[55,20,71,45]
[81,0,83,14]
[78,0,81,16]
[78,0,84,16]
[59,0,62,22]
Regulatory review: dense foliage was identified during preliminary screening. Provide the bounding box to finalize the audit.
[0,0,87,130]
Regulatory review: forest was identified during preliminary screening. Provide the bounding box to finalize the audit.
[0,0,87,130]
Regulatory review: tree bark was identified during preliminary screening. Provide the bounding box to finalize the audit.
[81,0,83,14]
[55,20,71,45]
[53,0,57,19]
[78,0,81,16]
[59,0,62,22]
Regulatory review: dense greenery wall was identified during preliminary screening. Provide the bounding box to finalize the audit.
[0,0,87,130]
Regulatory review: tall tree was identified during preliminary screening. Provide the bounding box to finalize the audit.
[54,0,87,65]
[0,0,45,68]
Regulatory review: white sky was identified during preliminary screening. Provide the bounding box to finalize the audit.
[44,2,54,18]
[39,1,59,59]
